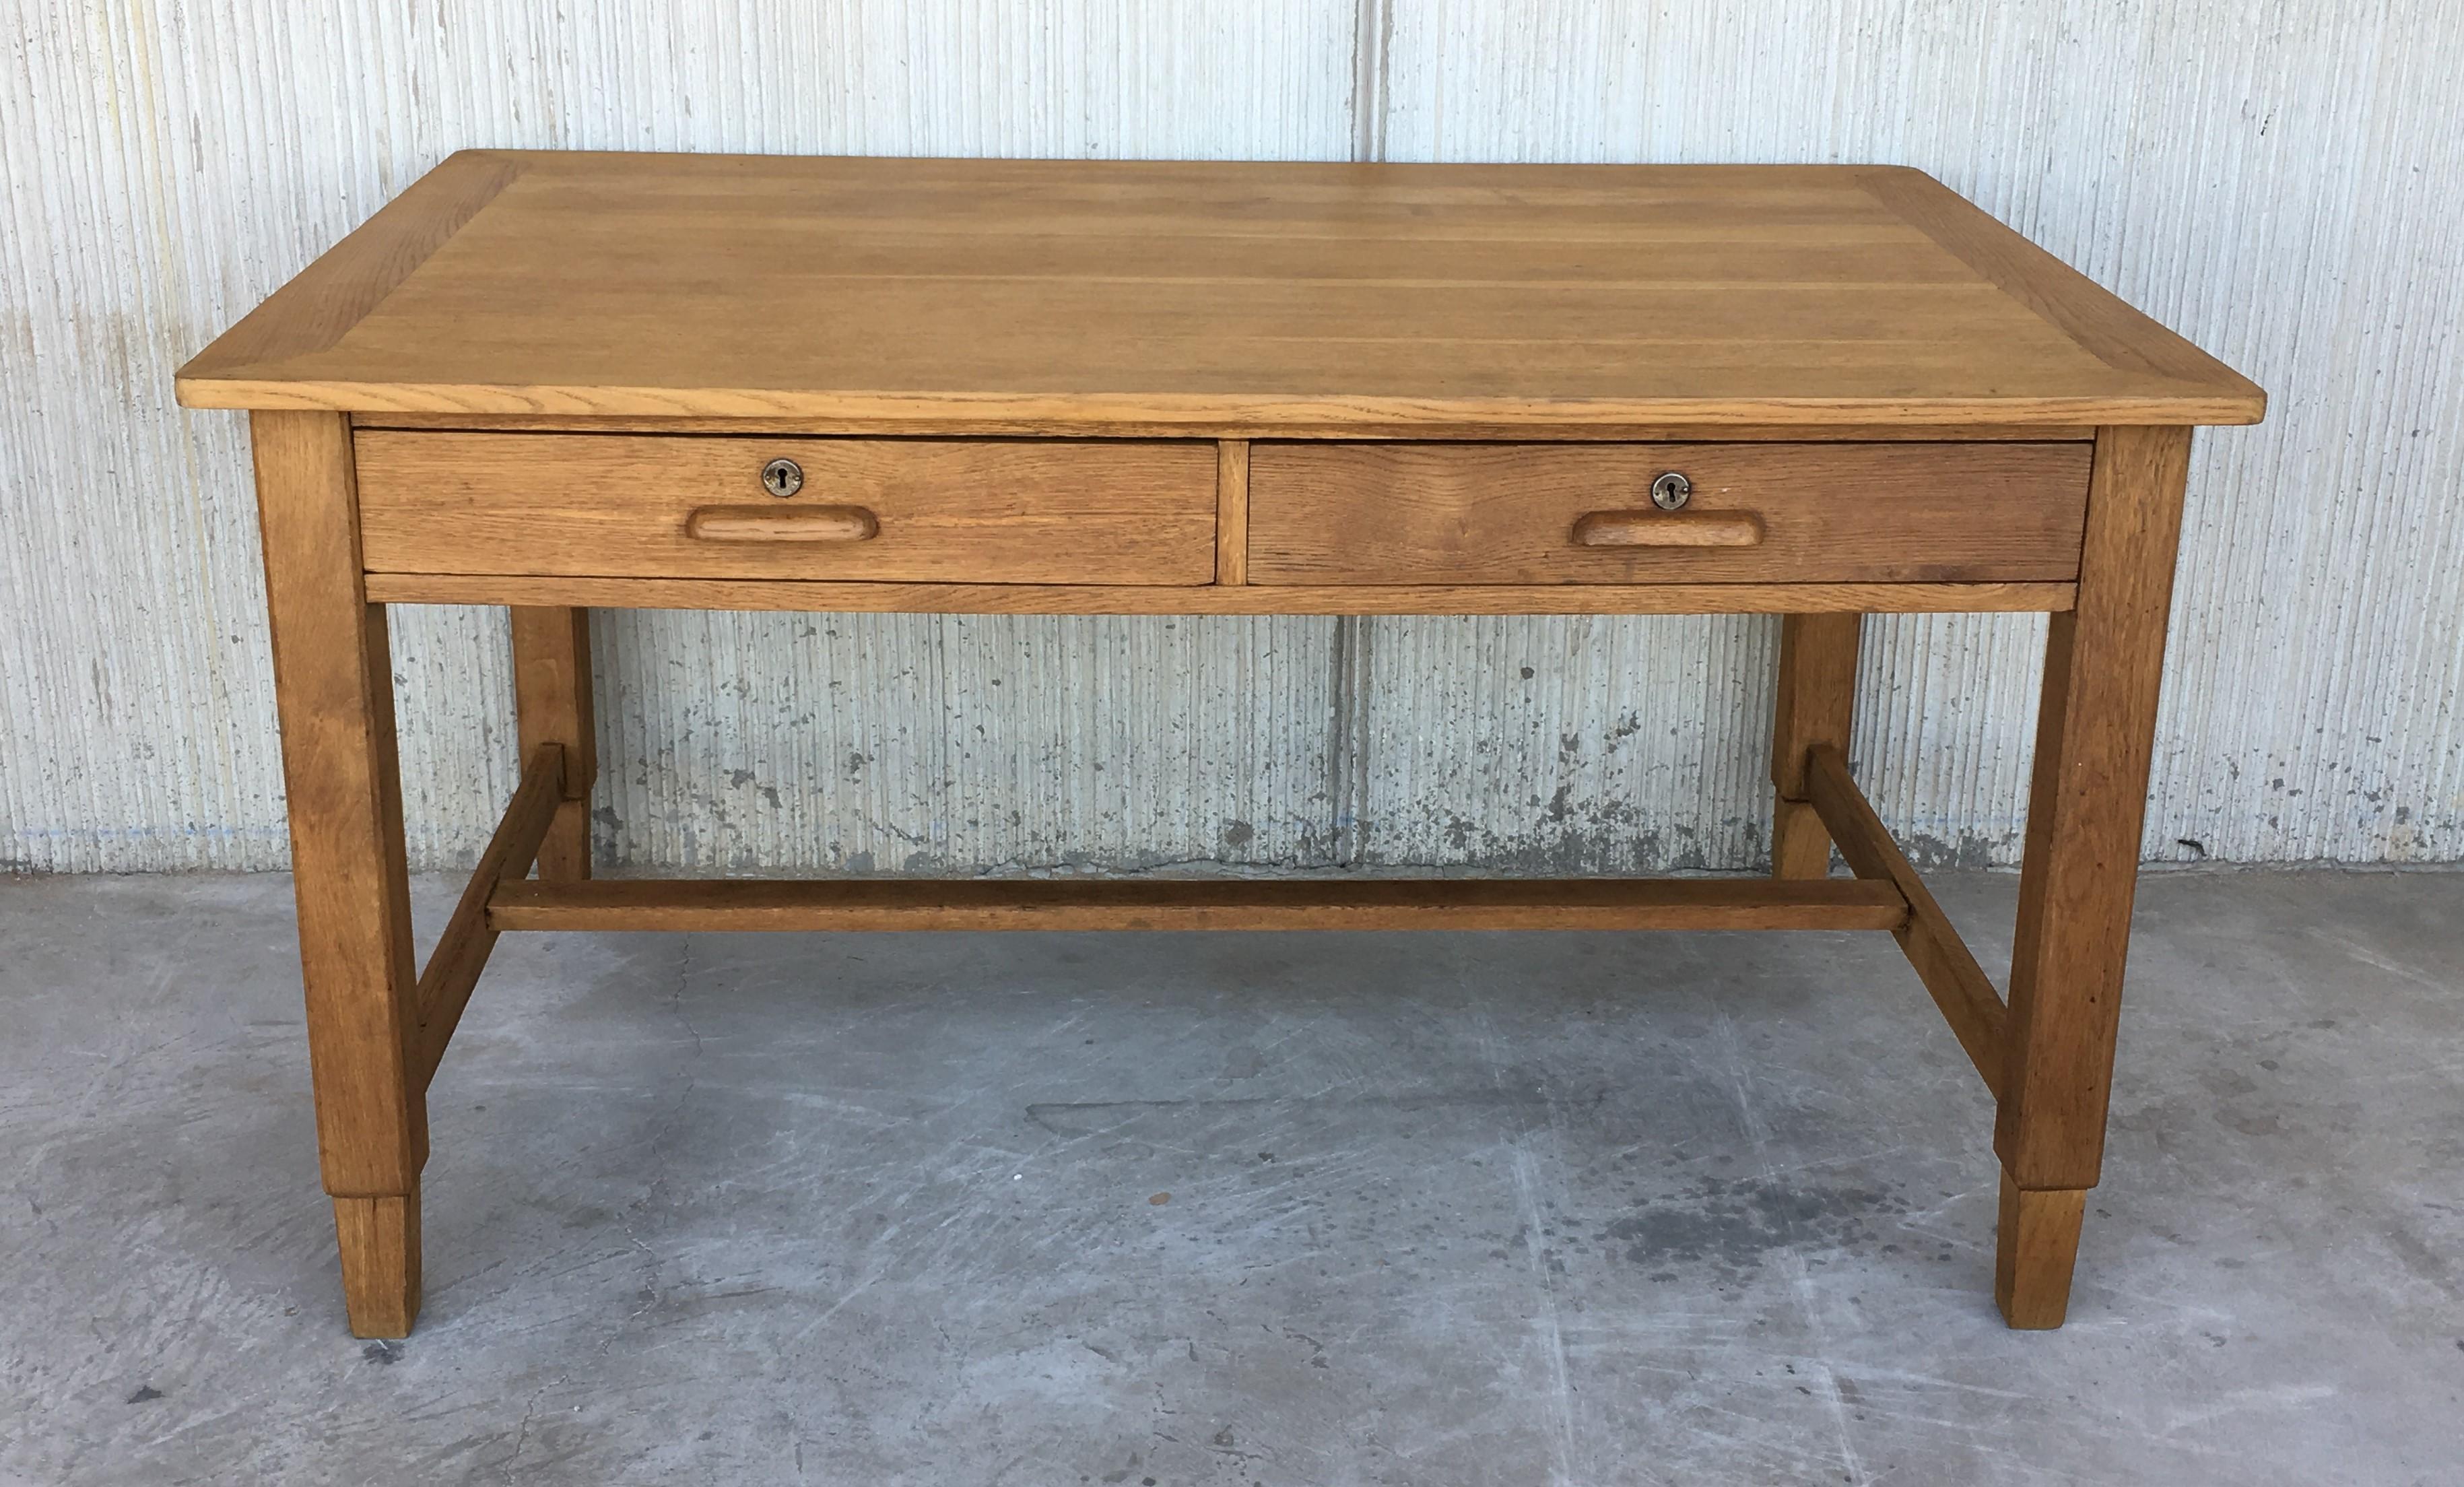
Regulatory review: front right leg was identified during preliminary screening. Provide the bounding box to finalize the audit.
[252,411,426,1338]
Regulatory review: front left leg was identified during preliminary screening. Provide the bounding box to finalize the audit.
[252,411,426,1337]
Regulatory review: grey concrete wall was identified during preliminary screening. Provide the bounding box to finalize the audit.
[4,1,2460,873]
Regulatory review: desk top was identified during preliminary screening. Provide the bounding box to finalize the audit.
[176,152,2261,430]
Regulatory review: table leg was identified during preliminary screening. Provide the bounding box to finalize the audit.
[1994,426,2193,1327]
[251,411,426,1338]
[511,607,597,882]
[1770,612,1862,878]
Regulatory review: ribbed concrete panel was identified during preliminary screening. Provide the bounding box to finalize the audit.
[1351,616,1781,873]
[0,1,1358,872]
[4,1,2460,872]
[1378,0,2464,866]
[589,612,1338,875]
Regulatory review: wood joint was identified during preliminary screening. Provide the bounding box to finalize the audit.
[1804,743,2011,1098]
[411,744,566,1088]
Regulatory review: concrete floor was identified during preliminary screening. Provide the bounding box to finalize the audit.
[1,869,2459,1485]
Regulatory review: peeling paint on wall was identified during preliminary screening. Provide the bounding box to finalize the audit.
[3,1,2460,874]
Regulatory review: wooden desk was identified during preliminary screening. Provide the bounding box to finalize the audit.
[177,152,2263,1339]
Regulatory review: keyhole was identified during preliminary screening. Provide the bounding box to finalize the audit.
[761,458,803,498]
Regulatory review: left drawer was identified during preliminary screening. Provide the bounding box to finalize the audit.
[352,432,1220,584]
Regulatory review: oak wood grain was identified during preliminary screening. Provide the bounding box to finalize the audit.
[1993,425,2193,1327]
[1572,510,1764,548]
[253,409,428,1336]
[354,432,1216,584]
[1808,743,2010,1097]
[411,744,564,1090]
[250,411,426,1197]
[1216,440,1250,585]
[1247,442,2092,585]
[1769,613,1863,878]
[354,414,2102,442]
[362,572,2077,615]
[1859,168,2246,401]
[509,608,595,880]
[1996,426,2193,1189]
[179,154,2262,428]
[195,153,525,377]
[1995,1177,2088,1329]
[686,506,878,542]
[197,158,2263,1339]
[333,1193,420,1340]
[488,875,1911,935]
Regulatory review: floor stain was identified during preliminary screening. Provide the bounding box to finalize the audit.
[1601,1176,1908,1280]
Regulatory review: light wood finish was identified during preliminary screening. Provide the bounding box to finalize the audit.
[489,876,1911,935]
[251,412,426,1196]
[251,411,427,1337]
[196,156,2260,1335]
[1247,443,2092,585]
[365,572,2077,616]
[509,607,595,880]
[195,154,523,391]
[686,505,878,542]
[178,154,2263,427]
[1992,426,2194,1331]
[359,414,2102,442]
[1997,426,2192,1183]
[355,432,1216,584]
[1215,440,1250,584]
[1995,1177,2088,1330]
[1807,744,2010,1098]
[1572,510,1764,548]
[1769,614,1863,878]
[333,1193,421,1340]
[1861,171,2249,418]
[411,744,565,1089]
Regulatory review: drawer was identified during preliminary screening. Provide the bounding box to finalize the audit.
[1246,442,2093,585]
[353,433,1219,584]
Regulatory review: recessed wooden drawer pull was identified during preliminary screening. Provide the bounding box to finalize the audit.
[685,505,879,542]
[1570,510,1766,548]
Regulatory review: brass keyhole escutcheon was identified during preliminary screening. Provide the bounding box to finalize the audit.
[760,458,805,498]
[1650,471,1692,510]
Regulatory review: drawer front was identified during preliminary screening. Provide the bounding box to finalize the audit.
[354,433,1219,584]
[1246,442,2093,585]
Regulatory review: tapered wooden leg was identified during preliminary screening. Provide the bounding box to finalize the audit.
[1994,426,2193,1328]
[334,1191,422,1337]
[510,606,597,882]
[1770,612,1862,878]
[252,411,426,1336]
[1994,1175,2086,1328]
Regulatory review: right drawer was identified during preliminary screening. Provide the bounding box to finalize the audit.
[1246,442,2094,585]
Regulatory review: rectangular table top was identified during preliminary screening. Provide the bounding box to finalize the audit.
[176,152,2261,431]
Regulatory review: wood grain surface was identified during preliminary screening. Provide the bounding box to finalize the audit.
[354,432,1217,584]
[409,744,564,1090]
[487,875,1912,934]
[1997,426,2197,1189]
[1768,612,1863,879]
[360,572,2077,615]
[178,154,2263,428]
[509,607,595,882]
[249,411,426,1197]
[1248,441,2092,584]
[1809,742,2010,1097]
